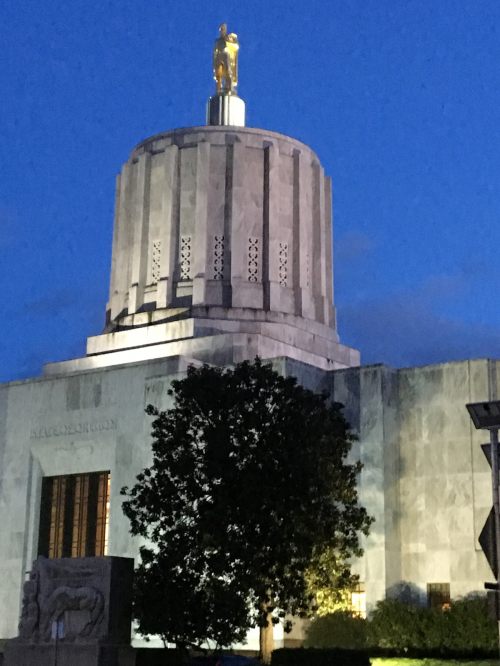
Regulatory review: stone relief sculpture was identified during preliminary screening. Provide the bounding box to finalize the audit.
[14,557,104,643]
[5,555,134,666]
[213,23,239,94]
[41,585,104,641]
[18,572,40,639]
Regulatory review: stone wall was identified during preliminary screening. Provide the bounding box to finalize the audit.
[0,356,496,639]
[0,356,191,640]
[330,360,494,610]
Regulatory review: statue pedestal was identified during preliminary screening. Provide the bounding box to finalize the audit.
[4,642,136,666]
[4,556,135,666]
[206,94,245,126]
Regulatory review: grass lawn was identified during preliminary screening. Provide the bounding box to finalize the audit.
[370,657,498,666]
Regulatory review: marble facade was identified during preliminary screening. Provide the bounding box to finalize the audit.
[0,121,494,647]
[0,356,494,642]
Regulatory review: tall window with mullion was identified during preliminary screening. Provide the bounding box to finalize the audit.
[427,582,451,610]
[38,471,110,559]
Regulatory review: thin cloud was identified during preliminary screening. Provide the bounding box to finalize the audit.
[339,290,500,368]
[335,231,375,262]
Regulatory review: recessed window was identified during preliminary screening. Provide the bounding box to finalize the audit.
[427,583,450,610]
[350,582,366,618]
[38,472,110,559]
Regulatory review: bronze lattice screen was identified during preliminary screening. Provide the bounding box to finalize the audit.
[38,471,110,558]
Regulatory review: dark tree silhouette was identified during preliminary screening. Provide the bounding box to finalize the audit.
[121,359,372,662]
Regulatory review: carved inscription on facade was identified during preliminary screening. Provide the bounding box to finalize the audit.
[30,419,117,440]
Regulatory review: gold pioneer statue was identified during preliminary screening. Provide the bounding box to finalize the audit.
[213,23,239,94]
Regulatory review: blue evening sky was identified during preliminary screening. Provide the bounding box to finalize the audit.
[2,0,500,382]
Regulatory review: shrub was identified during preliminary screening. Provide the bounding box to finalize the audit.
[271,647,370,666]
[367,599,426,651]
[305,611,367,649]
[367,596,497,657]
[438,596,497,653]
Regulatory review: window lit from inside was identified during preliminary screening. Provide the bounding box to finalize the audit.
[350,582,366,618]
[38,472,110,558]
[427,583,450,610]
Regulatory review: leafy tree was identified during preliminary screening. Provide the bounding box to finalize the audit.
[131,547,251,652]
[305,547,354,616]
[121,359,372,662]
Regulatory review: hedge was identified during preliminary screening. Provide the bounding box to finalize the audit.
[304,597,497,658]
[271,648,370,666]
[304,611,367,649]
[135,648,185,666]
[135,649,262,666]
[367,598,497,656]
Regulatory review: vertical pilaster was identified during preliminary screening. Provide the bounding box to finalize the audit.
[192,142,210,305]
[109,163,132,322]
[317,168,329,325]
[156,145,179,308]
[312,161,327,324]
[359,366,389,606]
[108,172,122,322]
[229,141,246,306]
[292,150,303,317]
[324,175,336,329]
[262,145,270,311]
[265,142,282,312]
[223,142,234,285]
[292,149,301,301]
[226,143,248,282]
[298,155,314,320]
[128,152,151,313]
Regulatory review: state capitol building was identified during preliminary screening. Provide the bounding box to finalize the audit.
[0,25,494,648]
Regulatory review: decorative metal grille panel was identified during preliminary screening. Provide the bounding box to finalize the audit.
[279,241,288,287]
[213,235,225,280]
[247,237,259,283]
[180,235,192,281]
[151,239,162,284]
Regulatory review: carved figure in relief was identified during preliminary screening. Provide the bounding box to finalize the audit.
[15,557,108,643]
[41,585,104,641]
[213,23,239,94]
[18,575,40,639]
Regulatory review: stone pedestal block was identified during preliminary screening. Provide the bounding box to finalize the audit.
[4,643,135,666]
[4,556,134,666]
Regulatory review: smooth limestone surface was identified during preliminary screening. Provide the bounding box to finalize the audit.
[0,355,494,642]
[102,126,352,368]
[0,124,493,650]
